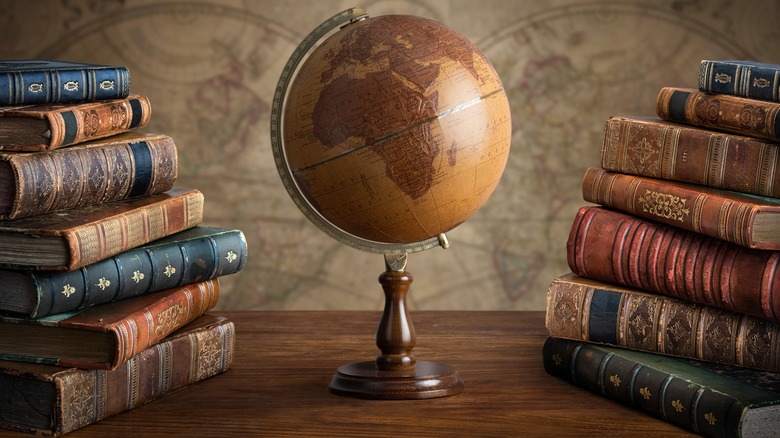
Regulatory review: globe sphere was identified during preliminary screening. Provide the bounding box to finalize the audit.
[282,14,511,245]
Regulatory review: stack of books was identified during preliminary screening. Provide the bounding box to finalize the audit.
[543,60,780,437]
[0,60,247,436]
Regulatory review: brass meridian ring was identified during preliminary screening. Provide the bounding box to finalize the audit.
[270,7,442,255]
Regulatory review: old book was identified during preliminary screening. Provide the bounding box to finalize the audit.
[582,167,780,249]
[546,273,780,373]
[543,336,780,438]
[0,131,177,220]
[0,314,234,437]
[0,188,203,271]
[0,226,247,318]
[0,278,219,370]
[657,86,780,142]
[0,60,130,106]
[0,95,152,151]
[600,115,780,198]
[699,59,780,102]
[567,206,780,322]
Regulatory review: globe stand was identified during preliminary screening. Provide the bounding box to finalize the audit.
[328,254,464,399]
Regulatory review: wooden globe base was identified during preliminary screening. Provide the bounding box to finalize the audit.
[328,269,464,400]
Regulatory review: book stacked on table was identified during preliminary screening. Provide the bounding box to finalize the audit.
[543,60,780,437]
[0,60,247,436]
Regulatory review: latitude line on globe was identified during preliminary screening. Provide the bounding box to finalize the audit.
[291,87,505,175]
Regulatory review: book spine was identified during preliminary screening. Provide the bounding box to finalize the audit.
[581,167,766,249]
[6,135,177,220]
[600,116,780,198]
[65,190,204,270]
[546,276,780,372]
[56,319,234,435]
[58,279,221,370]
[0,66,130,106]
[543,337,742,437]
[699,60,780,102]
[46,95,152,149]
[31,229,247,317]
[566,206,780,321]
[657,87,780,142]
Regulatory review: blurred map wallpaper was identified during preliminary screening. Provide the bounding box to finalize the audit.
[1,0,778,311]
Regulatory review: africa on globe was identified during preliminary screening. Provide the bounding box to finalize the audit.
[279,12,511,248]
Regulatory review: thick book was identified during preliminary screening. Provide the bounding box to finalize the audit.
[0,95,152,151]
[567,206,780,322]
[546,273,780,373]
[0,226,247,318]
[543,337,780,438]
[582,167,780,249]
[699,59,780,102]
[0,60,130,106]
[0,131,177,220]
[0,314,234,437]
[657,86,780,142]
[0,188,203,271]
[600,115,780,198]
[0,278,219,370]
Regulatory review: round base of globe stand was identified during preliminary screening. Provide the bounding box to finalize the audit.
[328,360,464,399]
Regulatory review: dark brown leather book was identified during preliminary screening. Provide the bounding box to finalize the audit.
[0,188,203,270]
[0,314,233,436]
[600,115,780,198]
[0,131,177,220]
[0,278,220,371]
[567,206,780,322]
[0,95,151,151]
[582,167,780,249]
[546,273,780,372]
[657,87,780,142]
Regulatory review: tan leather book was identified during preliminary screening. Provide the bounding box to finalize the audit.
[0,95,151,151]
[0,131,177,220]
[0,278,220,371]
[582,167,780,249]
[0,188,203,270]
[0,314,233,436]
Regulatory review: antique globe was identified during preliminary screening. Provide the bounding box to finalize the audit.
[271,8,511,399]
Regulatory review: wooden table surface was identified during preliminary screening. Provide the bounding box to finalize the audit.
[1,311,694,437]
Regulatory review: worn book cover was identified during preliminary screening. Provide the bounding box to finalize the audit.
[0,60,130,106]
[0,278,220,370]
[0,314,234,437]
[0,226,247,318]
[699,59,780,102]
[0,188,203,270]
[0,95,152,151]
[0,131,177,220]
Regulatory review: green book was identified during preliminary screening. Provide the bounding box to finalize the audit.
[544,337,780,437]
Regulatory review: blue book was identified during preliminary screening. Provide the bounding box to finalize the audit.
[698,59,780,102]
[0,226,247,318]
[0,60,130,106]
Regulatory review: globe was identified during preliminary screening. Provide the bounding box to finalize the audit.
[277,11,511,249]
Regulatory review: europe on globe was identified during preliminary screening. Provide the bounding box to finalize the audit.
[280,12,512,247]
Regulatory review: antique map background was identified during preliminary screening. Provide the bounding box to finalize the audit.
[0,0,778,311]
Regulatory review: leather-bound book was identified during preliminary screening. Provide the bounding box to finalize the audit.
[600,115,780,198]
[567,206,780,322]
[0,131,177,220]
[543,337,780,438]
[0,95,152,151]
[582,167,780,249]
[0,60,130,106]
[657,87,780,142]
[0,314,233,437]
[0,278,219,370]
[699,59,780,103]
[546,273,780,372]
[0,188,203,271]
[0,226,247,318]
